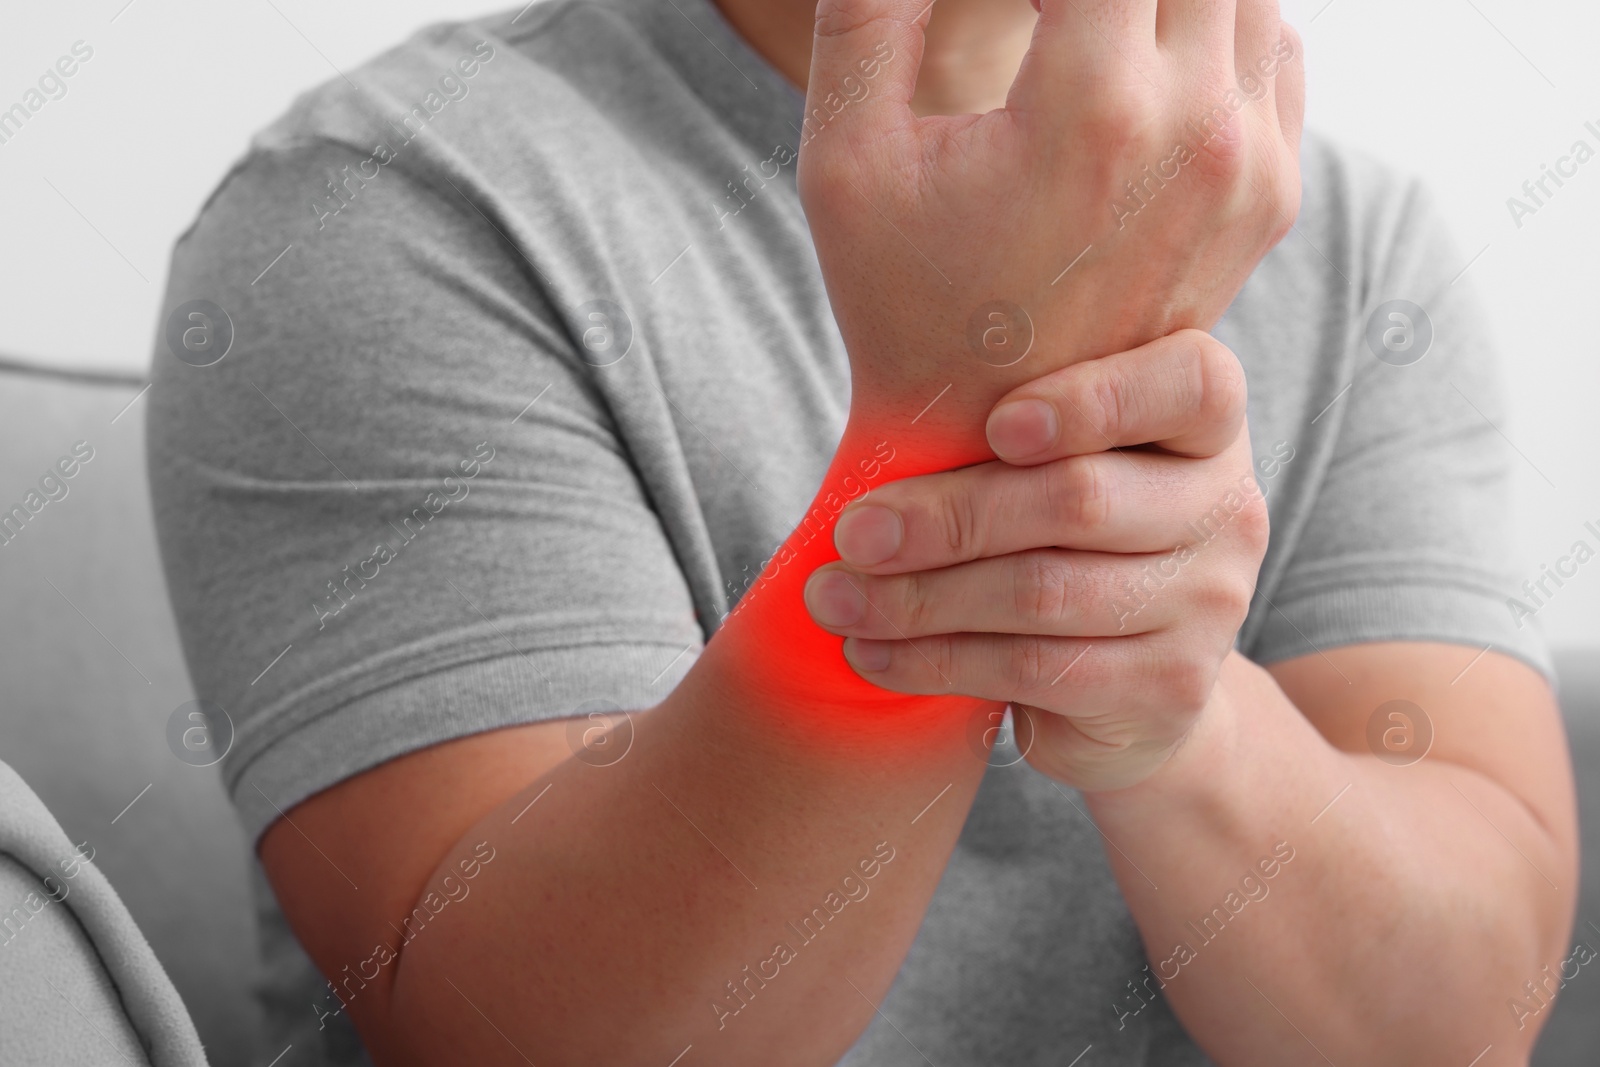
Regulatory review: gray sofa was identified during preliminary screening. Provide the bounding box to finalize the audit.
[0,357,1594,1065]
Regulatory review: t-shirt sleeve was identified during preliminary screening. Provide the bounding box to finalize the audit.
[146,141,704,843]
[1242,176,1553,680]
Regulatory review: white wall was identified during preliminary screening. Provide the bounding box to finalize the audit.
[4,0,1596,645]
[1280,0,1600,647]
[0,0,509,367]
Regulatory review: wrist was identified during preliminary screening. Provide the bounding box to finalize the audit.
[839,398,993,480]
[693,417,998,755]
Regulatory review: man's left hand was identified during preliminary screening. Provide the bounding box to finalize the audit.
[803,329,1269,790]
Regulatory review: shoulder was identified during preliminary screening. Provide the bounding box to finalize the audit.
[1226,129,1471,394]
[174,0,691,253]
[247,1,660,156]
[1293,130,1462,301]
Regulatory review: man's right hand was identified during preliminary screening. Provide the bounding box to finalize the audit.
[799,0,1304,455]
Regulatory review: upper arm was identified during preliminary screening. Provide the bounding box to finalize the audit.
[147,140,704,1051]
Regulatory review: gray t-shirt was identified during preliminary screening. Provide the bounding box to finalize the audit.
[145,0,1551,1062]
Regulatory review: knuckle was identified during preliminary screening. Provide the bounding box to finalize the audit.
[1196,574,1253,632]
[1228,575,1258,626]
[1080,369,1130,444]
[1083,94,1152,155]
[1013,552,1071,629]
[799,137,907,221]
[931,483,983,560]
[1008,635,1061,693]
[1246,152,1299,247]
[797,148,864,214]
[1159,656,1214,715]
[1267,154,1304,236]
[896,571,934,633]
[1045,458,1115,538]
[1053,84,1160,175]
[811,0,890,39]
[1233,490,1272,558]
[1187,105,1249,186]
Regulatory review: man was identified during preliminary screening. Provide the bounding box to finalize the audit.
[146,0,1577,1063]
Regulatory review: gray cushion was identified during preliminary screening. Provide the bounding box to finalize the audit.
[0,758,208,1066]
[0,363,262,1066]
[1534,651,1600,1065]
[0,854,152,1066]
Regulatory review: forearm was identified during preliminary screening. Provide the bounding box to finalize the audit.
[381,424,1000,1066]
[383,668,987,1065]
[1085,652,1571,1065]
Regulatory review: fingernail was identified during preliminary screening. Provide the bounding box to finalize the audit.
[987,399,1057,460]
[845,638,892,672]
[835,505,903,566]
[805,570,865,628]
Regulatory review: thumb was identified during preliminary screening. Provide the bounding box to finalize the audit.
[803,0,930,145]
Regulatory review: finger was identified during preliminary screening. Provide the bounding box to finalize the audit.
[803,0,930,143]
[840,631,1215,740]
[1272,23,1305,152]
[833,449,1248,573]
[985,329,1247,462]
[1010,0,1159,118]
[1233,0,1281,75]
[1155,0,1237,53]
[806,541,1254,640]
[845,632,1106,702]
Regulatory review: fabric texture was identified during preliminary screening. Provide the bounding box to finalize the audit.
[0,761,210,1067]
[144,0,1552,1063]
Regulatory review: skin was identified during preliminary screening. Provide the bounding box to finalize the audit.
[810,332,1580,1063]
[717,0,1039,116]
[259,1,1577,1065]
